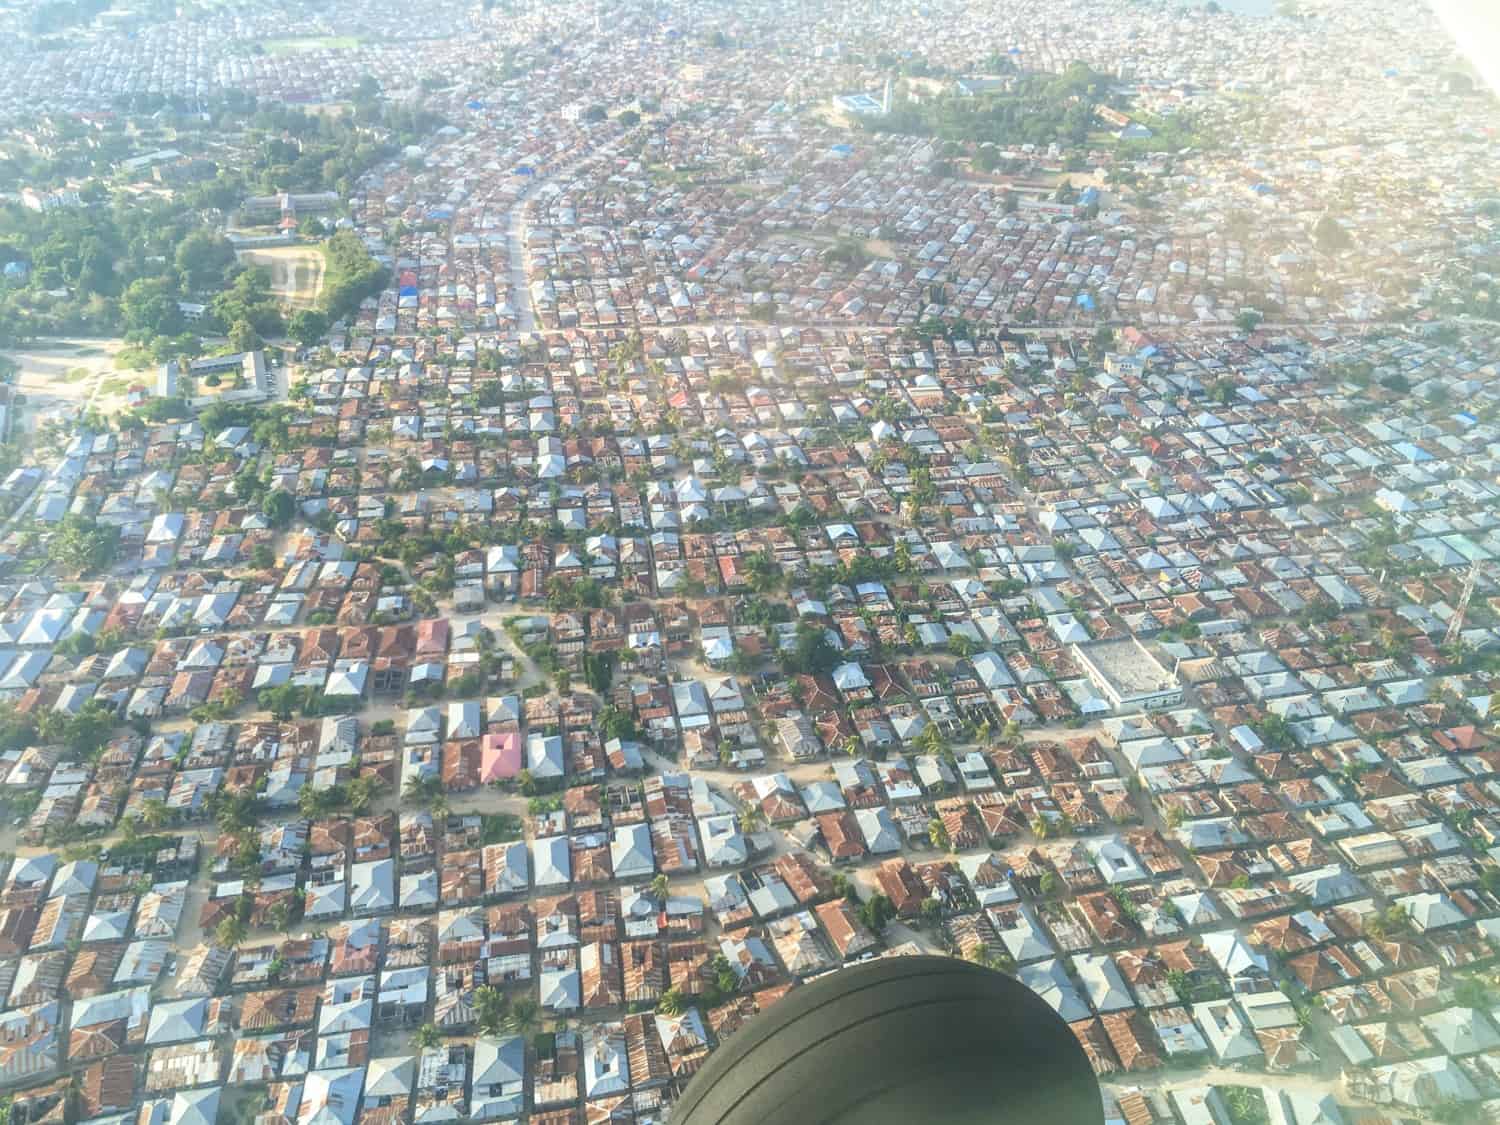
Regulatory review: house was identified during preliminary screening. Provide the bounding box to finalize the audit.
[1193,998,1263,1064]
[470,1035,525,1120]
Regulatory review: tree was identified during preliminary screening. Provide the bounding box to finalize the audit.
[1251,713,1293,751]
[175,230,236,291]
[298,784,337,822]
[121,277,185,337]
[319,230,390,321]
[928,817,952,852]
[915,723,946,760]
[214,917,247,949]
[504,997,540,1037]
[414,1022,442,1049]
[229,319,261,352]
[859,892,897,934]
[712,953,739,996]
[262,488,296,529]
[404,774,444,806]
[260,683,304,721]
[288,308,329,347]
[657,987,686,1016]
[50,514,120,575]
[474,985,507,1035]
[1454,976,1492,1009]
[1234,310,1262,334]
[139,798,171,830]
[1223,1086,1268,1125]
[1038,871,1060,896]
[779,623,840,676]
[347,777,382,816]
[582,105,608,123]
[617,109,641,127]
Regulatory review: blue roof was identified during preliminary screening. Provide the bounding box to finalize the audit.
[465,100,485,110]
[830,144,855,155]
[398,285,418,297]
[1076,294,1095,309]
[514,165,535,176]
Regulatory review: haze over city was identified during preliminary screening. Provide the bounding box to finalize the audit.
[0,0,1494,1123]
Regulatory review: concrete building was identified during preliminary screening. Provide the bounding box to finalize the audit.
[1072,638,1182,712]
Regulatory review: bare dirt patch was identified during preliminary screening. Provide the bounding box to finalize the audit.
[239,245,327,309]
[5,337,132,428]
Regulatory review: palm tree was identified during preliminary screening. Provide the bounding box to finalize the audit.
[404,774,443,806]
[504,997,540,1037]
[841,735,861,758]
[474,985,507,1036]
[650,874,671,901]
[297,785,325,823]
[140,799,171,831]
[214,917,247,949]
[657,987,686,1017]
[414,1022,442,1050]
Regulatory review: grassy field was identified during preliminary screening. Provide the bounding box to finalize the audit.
[260,35,361,55]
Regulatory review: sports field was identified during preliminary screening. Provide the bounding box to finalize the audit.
[238,245,326,309]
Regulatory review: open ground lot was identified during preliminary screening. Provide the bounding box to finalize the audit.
[4,337,131,431]
[238,244,327,309]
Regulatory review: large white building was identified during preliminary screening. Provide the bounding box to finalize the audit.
[1071,638,1182,712]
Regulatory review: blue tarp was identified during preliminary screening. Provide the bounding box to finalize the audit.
[466,100,485,110]
[514,165,535,176]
